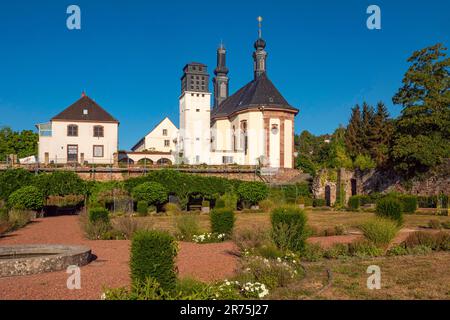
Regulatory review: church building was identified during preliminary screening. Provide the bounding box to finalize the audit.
[177,17,299,168]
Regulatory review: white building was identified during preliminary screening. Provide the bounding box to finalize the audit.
[131,117,178,153]
[36,93,119,164]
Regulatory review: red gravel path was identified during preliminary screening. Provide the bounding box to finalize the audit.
[0,216,238,300]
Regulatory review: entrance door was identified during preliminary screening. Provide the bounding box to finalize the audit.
[351,179,357,196]
[325,185,331,207]
[67,145,78,163]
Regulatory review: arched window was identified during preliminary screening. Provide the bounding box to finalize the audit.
[93,125,104,137]
[67,124,78,137]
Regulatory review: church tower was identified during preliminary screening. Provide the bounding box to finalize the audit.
[253,16,267,79]
[178,63,212,164]
[213,43,229,108]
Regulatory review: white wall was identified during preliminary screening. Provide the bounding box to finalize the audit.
[38,120,118,164]
[134,117,178,152]
[179,91,211,164]
[269,118,281,167]
[284,119,293,168]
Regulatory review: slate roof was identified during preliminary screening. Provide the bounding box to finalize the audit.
[211,73,298,120]
[51,94,119,123]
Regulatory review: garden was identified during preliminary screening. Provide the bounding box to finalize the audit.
[0,168,449,300]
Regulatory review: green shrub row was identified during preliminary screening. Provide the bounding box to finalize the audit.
[375,197,404,225]
[270,205,308,253]
[210,208,235,236]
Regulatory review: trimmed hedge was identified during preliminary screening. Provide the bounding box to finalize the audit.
[348,196,361,211]
[136,201,149,216]
[130,230,178,291]
[237,181,269,206]
[132,182,168,206]
[8,186,44,210]
[376,197,403,226]
[399,195,417,213]
[210,208,235,236]
[33,171,86,197]
[88,207,110,223]
[270,205,308,252]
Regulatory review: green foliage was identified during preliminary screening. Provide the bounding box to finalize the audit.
[399,195,417,213]
[46,195,85,207]
[210,208,235,236]
[354,154,376,171]
[136,201,149,216]
[132,182,168,206]
[392,43,450,175]
[7,209,33,230]
[259,199,275,212]
[201,200,210,207]
[88,207,110,223]
[130,230,178,291]
[270,206,308,253]
[347,240,384,257]
[33,171,86,197]
[359,217,399,247]
[0,208,8,222]
[403,231,450,251]
[8,186,44,210]
[237,181,269,206]
[295,154,317,176]
[0,169,33,201]
[348,195,361,211]
[313,198,326,207]
[174,214,200,241]
[0,127,38,161]
[376,197,404,225]
[215,198,225,208]
[220,192,238,210]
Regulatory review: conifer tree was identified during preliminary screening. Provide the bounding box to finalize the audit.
[345,104,363,158]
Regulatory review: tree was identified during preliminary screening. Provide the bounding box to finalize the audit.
[0,127,38,161]
[367,102,392,166]
[345,104,363,158]
[361,102,374,153]
[392,43,450,175]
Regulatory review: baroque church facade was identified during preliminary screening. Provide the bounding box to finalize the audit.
[176,21,299,168]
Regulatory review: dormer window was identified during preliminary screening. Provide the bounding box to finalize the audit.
[67,124,78,137]
[83,109,88,115]
[93,125,104,137]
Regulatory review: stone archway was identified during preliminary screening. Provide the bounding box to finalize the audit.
[137,158,153,165]
[157,158,172,166]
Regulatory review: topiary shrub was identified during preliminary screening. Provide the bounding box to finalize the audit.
[89,207,110,223]
[210,208,235,236]
[132,182,168,206]
[270,205,308,253]
[399,195,417,214]
[376,197,403,226]
[137,201,149,216]
[237,182,269,207]
[359,217,399,247]
[130,230,178,291]
[8,186,44,210]
[215,198,225,209]
[313,198,326,207]
[348,195,360,211]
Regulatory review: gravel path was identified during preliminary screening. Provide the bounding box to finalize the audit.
[0,216,238,300]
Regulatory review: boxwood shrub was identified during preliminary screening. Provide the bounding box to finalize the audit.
[130,230,178,291]
[8,186,44,210]
[399,195,417,214]
[270,205,308,252]
[376,197,403,226]
[210,208,235,236]
[136,201,149,216]
[237,181,269,206]
[132,182,168,206]
[348,195,361,211]
[88,207,110,223]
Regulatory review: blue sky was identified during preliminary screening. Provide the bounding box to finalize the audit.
[0,0,448,149]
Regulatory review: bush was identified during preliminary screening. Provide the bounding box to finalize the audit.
[210,208,235,236]
[164,203,181,215]
[89,207,110,223]
[113,216,143,239]
[399,195,417,213]
[174,215,200,241]
[375,197,403,225]
[313,198,326,207]
[215,198,225,208]
[132,182,168,206]
[403,231,450,251]
[259,199,275,212]
[232,228,270,251]
[270,206,308,253]
[8,186,44,210]
[0,208,8,222]
[46,195,85,207]
[348,195,360,211]
[300,243,325,262]
[354,154,376,171]
[136,201,149,216]
[33,171,86,197]
[359,217,399,247]
[130,230,178,291]
[428,219,442,229]
[348,240,384,257]
[7,209,33,229]
[0,169,33,201]
[237,182,269,206]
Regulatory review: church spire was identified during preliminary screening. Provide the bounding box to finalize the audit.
[213,42,229,108]
[253,16,267,79]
